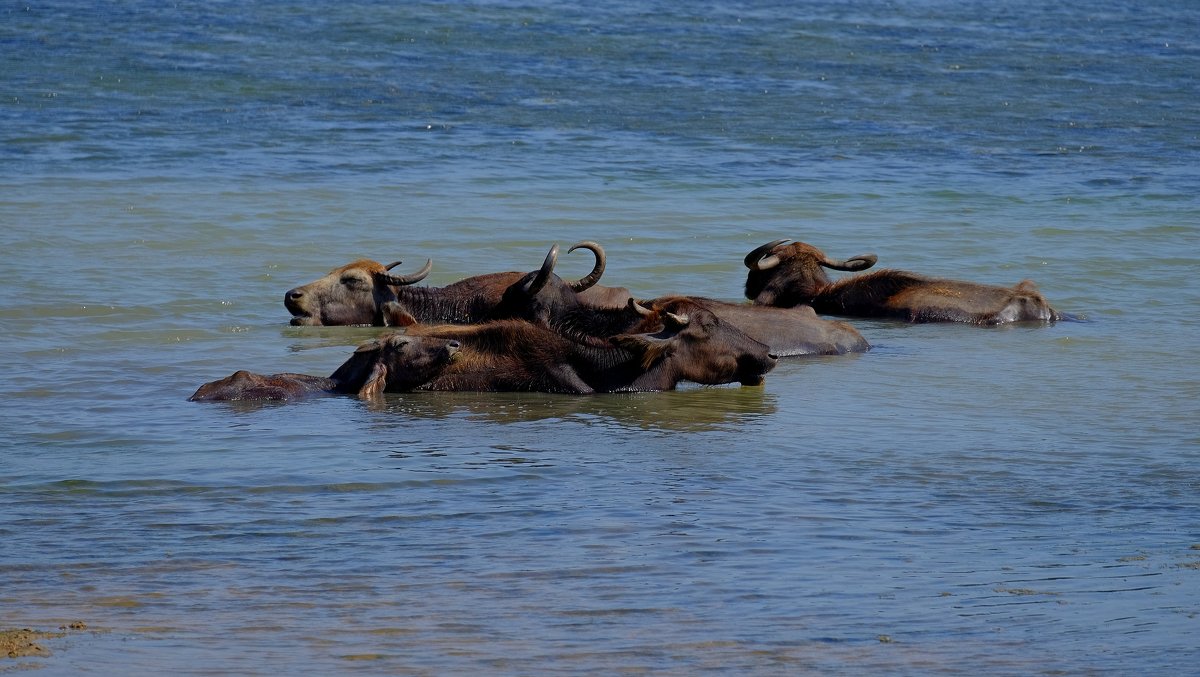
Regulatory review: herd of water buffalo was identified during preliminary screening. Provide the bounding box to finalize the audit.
[190,239,1068,402]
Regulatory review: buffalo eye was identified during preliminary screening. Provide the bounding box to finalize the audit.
[340,275,370,291]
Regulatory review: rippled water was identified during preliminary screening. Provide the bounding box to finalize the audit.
[2,1,1198,674]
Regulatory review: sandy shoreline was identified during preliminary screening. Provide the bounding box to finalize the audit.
[2,623,87,664]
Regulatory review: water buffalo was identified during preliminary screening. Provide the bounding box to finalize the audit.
[743,239,1064,324]
[555,295,869,357]
[652,297,869,356]
[189,334,462,402]
[399,299,778,393]
[284,241,632,327]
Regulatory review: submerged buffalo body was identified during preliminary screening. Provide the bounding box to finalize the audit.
[189,334,462,402]
[188,371,337,402]
[743,239,1064,325]
[284,242,632,327]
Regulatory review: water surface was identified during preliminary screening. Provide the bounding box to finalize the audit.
[2,1,1198,674]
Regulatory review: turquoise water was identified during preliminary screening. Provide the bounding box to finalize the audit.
[2,1,1198,673]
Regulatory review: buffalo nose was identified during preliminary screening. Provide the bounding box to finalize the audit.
[448,340,461,348]
[767,353,779,361]
[286,288,303,301]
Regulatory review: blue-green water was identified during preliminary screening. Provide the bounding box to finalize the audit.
[2,1,1198,674]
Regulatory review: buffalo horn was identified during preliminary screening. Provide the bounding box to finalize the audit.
[743,239,791,271]
[523,244,559,295]
[821,253,878,272]
[628,298,654,317]
[566,241,605,292]
[380,259,433,286]
[663,312,690,328]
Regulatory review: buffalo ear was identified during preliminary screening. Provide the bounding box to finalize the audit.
[612,333,676,370]
[357,361,388,400]
[752,289,778,305]
[381,302,417,327]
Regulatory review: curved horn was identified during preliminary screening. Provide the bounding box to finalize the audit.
[744,239,791,271]
[566,241,605,292]
[522,244,559,295]
[821,253,877,272]
[379,259,433,286]
[628,297,654,317]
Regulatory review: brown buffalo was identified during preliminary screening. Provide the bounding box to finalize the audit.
[651,297,869,356]
[555,295,869,357]
[189,334,461,401]
[399,300,778,393]
[284,241,632,327]
[743,239,1064,324]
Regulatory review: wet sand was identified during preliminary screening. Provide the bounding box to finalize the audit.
[2,623,86,663]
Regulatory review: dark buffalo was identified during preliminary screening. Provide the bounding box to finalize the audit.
[284,241,632,327]
[400,300,778,393]
[743,239,1064,324]
[192,300,774,400]
[189,334,461,402]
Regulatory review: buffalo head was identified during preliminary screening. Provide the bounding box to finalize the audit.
[285,258,432,326]
[743,239,877,307]
[493,241,611,326]
[329,333,462,398]
[613,297,778,387]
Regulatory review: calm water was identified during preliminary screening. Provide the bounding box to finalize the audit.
[3,1,1199,674]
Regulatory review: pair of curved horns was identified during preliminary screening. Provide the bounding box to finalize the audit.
[379,259,433,286]
[377,240,607,293]
[744,239,878,272]
[523,241,606,295]
[624,298,688,328]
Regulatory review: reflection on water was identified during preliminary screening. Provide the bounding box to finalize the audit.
[281,325,393,350]
[367,384,778,432]
[188,373,779,432]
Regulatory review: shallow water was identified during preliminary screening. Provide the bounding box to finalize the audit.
[2,1,1199,674]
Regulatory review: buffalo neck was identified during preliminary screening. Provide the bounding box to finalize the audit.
[566,342,675,393]
[393,286,500,324]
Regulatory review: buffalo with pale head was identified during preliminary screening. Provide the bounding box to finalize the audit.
[284,241,632,327]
